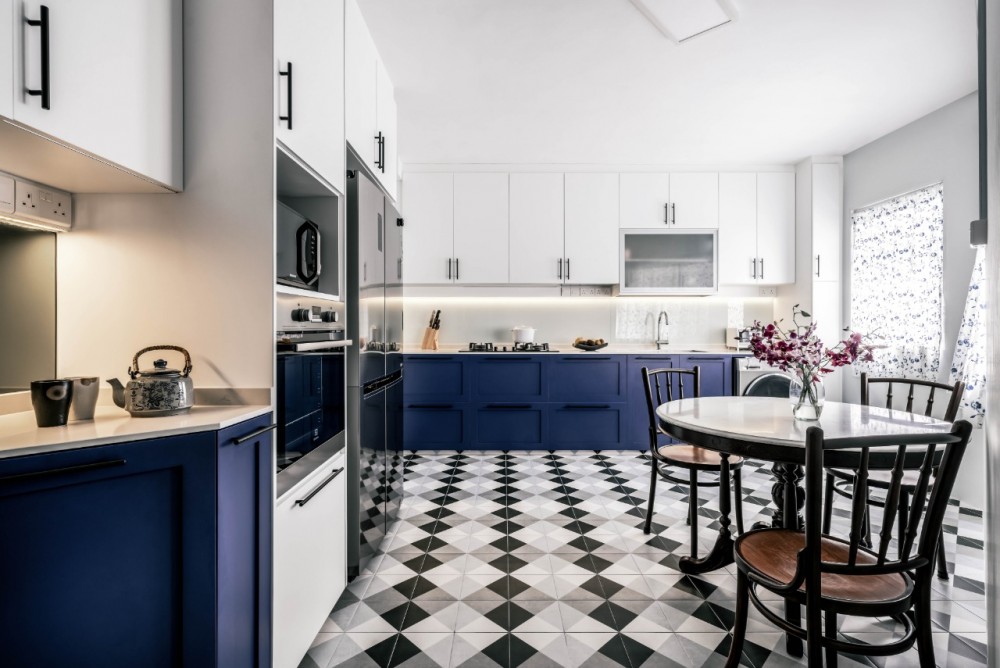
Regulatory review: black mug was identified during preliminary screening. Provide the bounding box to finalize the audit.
[30,380,74,428]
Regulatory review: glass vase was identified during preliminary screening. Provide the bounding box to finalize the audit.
[789,371,825,421]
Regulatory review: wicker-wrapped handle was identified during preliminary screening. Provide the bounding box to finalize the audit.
[130,345,193,378]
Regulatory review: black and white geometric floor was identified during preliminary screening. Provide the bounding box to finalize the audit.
[300,451,988,668]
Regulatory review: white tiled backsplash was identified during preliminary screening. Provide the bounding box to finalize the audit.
[402,297,774,346]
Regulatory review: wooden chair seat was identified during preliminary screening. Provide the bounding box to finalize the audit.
[656,444,744,470]
[736,529,911,611]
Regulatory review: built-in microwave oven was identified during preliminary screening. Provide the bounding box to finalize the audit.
[277,201,321,289]
[619,229,718,294]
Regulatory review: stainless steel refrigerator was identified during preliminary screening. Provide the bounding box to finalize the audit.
[346,168,404,578]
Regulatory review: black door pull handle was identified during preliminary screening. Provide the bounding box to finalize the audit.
[25,5,50,110]
[234,424,277,445]
[278,62,293,128]
[0,458,126,484]
[295,467,345,507]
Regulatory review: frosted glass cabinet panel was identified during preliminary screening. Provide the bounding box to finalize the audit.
[619,230,717,294]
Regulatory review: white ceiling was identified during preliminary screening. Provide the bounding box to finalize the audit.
[359,0,978,167]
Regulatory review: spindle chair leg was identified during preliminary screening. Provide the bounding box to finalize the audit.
[733,469,744,535]
[936,529,949,580]
[644,456,658,535]
[725,570,750,668]
[825,612,838,667]
[898,491,910,560]
[822,472,834,533]
[689,469,699,558]
[914,573,937,668]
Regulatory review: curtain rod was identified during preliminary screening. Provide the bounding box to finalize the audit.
[851,181,943,214]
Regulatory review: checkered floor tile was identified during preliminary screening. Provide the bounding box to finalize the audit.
[300,451,988,668]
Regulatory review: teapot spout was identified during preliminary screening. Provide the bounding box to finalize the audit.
[106,378,126,408]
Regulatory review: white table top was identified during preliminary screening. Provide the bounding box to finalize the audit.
[656,397,953,449]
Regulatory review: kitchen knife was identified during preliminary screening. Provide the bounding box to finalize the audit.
[429,310,436,328]
[432,310,441,329]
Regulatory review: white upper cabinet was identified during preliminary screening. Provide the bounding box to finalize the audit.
[669,172,719,228]
[345,0,396,200]
[565,173,619,284]
[401,172,453,284]
[11,0,181,190]
[375,58,397,198]
[811,162,841,282]
[453,173,508,284]
[718,173,758,285]
[619,173,670,228]
[0,0,12,119]
[345,0,376,164]
[275,0,345,193]
[619,172,718,229]
[718,172,794,285]
[509,173,564,284]
[756,172,795,284]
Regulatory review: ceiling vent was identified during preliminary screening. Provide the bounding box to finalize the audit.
[629,0,738,43]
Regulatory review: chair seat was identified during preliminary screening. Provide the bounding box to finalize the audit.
[829,467,923,490]
[736,529,912,607]
[655,444,743,470]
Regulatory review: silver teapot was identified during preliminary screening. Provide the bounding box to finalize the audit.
[108,345,194,417]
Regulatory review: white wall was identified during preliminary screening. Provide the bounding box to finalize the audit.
[55,0,275,394]
[842,92,982,507]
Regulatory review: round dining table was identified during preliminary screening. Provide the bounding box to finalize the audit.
[656,396,954,657]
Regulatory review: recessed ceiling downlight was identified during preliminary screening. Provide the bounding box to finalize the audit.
[629,0,738,43]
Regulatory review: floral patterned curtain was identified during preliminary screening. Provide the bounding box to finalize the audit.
[950,247,987,425]
[850,184,944,379]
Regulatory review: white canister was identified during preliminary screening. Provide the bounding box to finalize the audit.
[511,325,536,343]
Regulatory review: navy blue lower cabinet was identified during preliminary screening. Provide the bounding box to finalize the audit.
[473,356,546,402]
[548,403,626,449]
[404,403,468,450]
[475,403,546,448]
[626,355,677,450]
[679,355,733,397]
[403,355,468,403]
[0,433,217,668]
[548,356,627,403]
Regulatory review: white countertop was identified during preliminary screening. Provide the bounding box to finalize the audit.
[403,343,748,355]
[0,404,273,459]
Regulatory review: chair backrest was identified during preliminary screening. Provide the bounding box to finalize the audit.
[861,373,964,422]
[641,367,700,450]
[799,421,972,590]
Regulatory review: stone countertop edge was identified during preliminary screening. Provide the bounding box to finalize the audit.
[0,401,273,460]
[402,344,751,355]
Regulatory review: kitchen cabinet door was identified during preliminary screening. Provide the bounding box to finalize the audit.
[375,57,397,200]
[619,173,671,228]
[404,355,468,403]
[275,0,345,192]
[0,0,11,118]
[453,172,509,284]
[476,403,546,448]
[812,280,843,401]
[756,172,795,285]
[812,162,842,282]
[401,172,453,284]
[345,0,378,165]
[680,355,731,398]
[509,173,564,284]
[12,0,182,190]
[473,356,546,402]
[0,433,216,667]
[274,451,346,668]
[718,173,758,285]
[548,355,626,403]
[670,173,719,228]
[548,404,625,449]
[565,173,620,284]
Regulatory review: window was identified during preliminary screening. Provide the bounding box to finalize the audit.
[850,184,944,379]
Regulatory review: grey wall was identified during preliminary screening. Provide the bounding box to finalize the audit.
[842,92,982,506]
[0,227,55,391]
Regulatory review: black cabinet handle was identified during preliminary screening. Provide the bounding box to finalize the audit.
[671,203,676,224]
[407,404,454,409]
[759,257,764,280]
[0,458,126,484]
[278,62,293,129]
[566,257,570,280]
[455,257,460,281]
[374,132,384,172]
[25,5,50,110]
[484,356,530,360]
[233,424,277,445]
[815,254,821,277]
[565,356,611,361]
[557,258,562,280]
[751,258,757,280]
[485,404,532,410]
[295,467,344,507]
[563,404,611,410]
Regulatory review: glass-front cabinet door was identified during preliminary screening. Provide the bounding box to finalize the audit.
[619,229,718,294]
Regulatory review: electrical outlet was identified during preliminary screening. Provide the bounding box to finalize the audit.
[758,287,777,297]
[14,178,72,229]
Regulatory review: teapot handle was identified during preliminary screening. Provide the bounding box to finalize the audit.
[130,345,193,378]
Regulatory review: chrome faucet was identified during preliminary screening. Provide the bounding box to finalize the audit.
[656,311,669,349]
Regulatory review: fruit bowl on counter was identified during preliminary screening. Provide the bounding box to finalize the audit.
[573,337,608,352]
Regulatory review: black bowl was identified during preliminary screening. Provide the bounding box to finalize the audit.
[573,342,609,352]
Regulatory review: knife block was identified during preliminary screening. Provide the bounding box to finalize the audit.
[420,327,439,351]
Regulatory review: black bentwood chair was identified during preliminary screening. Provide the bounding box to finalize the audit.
[823,373,964,580]
[641,367,745,554]
[725,420,973,668]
